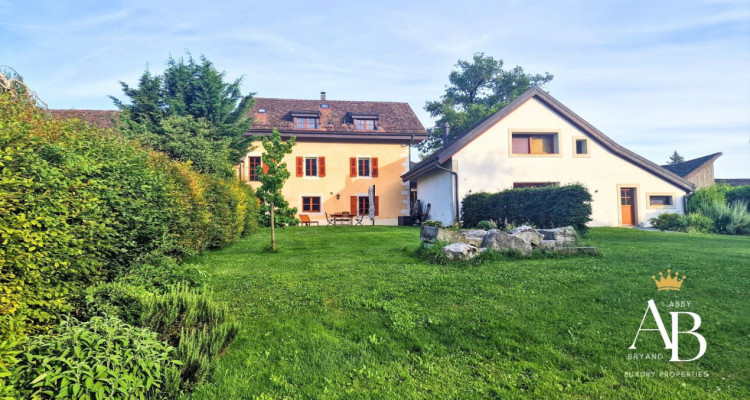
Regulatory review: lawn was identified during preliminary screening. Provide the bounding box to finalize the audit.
[184,227,749,399]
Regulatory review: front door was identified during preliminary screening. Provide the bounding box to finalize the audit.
[620,188,636,225]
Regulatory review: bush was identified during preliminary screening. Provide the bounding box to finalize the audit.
[140,285,239,390]
[79,282,149,325]
[649,213,682,231]
[10,317,181,400]
[699,200,750,235]
[0,94,258,335]
[687,183,731,213]
[461,183,592,234]
[422,220,443,228]
[726,185,750,211]
[476,220,496,230]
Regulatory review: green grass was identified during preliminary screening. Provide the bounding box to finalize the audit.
[184,227,749,399]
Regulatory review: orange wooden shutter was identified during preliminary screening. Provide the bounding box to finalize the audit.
[350,157,357,177]
[371,157,379,177]
[374,196,380,216]
[319,157,326,177]
[350,196,357,215]
[296,157,303,177]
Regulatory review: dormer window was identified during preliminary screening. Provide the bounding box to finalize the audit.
[291,110,320,130]
[350,113,379,131]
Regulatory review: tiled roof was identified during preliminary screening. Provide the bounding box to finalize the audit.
[402,86,695,192]
[49,109,119,129]
[249,98,427,136]
[716,178,750,187]
[660,153,722,178]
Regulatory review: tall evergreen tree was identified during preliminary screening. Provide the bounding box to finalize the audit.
[667,151,685,165]
[111,53,254,176]
[419,53,553,155]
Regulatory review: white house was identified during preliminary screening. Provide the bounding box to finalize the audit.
[402,86,696,227]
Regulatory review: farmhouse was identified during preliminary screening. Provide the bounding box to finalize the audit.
[236,92,427,225]
[402,86,697,227]
[661,152,722,189]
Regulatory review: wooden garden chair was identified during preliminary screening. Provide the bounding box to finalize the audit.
[299,214,319,226]
[324,212,335,225]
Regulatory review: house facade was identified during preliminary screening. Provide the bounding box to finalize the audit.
[402,87,695,227]
[661,152,722,189]
[236,93,427,225]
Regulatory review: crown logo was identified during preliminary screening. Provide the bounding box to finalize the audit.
[652,269,685,291]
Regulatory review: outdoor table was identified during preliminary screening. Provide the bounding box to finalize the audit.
[331,212,353,225]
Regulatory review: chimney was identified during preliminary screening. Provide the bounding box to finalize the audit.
[442,122,450,147]
[320,91,326,101]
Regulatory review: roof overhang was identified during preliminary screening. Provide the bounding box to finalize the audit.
[247,129,427,144]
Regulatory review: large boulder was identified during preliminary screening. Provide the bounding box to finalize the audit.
[537,226,578,246]
[459,229,488,247]
[509,226,544,246]
[443,242,479,260]
[482,229,532,255]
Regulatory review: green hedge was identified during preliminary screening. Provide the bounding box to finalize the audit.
[726,185,750,211]
[461,184,592,233]
[0,94,258,336]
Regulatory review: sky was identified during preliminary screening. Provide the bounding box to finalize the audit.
[2,0,749,178]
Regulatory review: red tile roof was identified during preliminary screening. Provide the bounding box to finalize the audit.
[49,109,119,129]
[249,98,427,137]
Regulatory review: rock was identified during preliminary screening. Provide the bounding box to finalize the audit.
[539,240,557,250]
[420,225,439,243]
[537,226,578,246]
[508,225,535,235]
[511,229,544,246]
[437,228,462,243]
[443,242,479,260]
[459,229,488,247]
[482,229,531,255]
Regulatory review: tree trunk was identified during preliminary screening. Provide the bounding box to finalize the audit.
[270,202,276,251]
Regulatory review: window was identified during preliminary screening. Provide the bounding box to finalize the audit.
[305,157,318,177]
[248,156,262,181]
[648,195,674,208]
[357,196,370,216]
[511,133,558,155]
[294,117,319,129]
[575,139,589,155]
[513,182,560,189]
[358,158,370,176]
[354,119,376,130]
[349,157,378,177]
[302,196,321,213]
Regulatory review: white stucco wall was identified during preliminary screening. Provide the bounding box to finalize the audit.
[415,167,455,226]
[423,97,688,227]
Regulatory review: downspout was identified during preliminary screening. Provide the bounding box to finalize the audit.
[434,122,460,225]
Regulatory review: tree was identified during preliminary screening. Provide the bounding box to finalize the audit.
[111,53,254,176]
[255,129,298,249]
[667,151,685,165]
[419,53,553,155]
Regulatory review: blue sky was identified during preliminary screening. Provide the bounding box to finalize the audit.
[2,0,749,177]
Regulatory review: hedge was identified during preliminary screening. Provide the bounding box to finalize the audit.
[0,94,258,336]
[461,183,592,233]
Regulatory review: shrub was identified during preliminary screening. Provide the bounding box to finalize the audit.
[726,185,750,211]
[687,183,731,213]
[649,213,682,231]
[699,200,750,235]
[476,220,496,230]
[677,213,715,234]
[461,183,592,234]
[79,282,149,325]
[10,317,181,399]
[422,220,443,228]
[0,94,258,335]
[140,285,239,390]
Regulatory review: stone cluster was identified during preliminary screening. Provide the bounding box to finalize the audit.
[420,225,597,260]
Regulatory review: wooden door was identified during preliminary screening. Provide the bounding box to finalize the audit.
[620,188,636,225]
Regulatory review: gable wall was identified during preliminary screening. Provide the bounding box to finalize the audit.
[450,97,687,226]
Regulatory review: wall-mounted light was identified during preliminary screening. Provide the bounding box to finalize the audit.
[336,194,340,200]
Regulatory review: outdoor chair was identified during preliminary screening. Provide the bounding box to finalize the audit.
[354,214,364,225]
[299,214,319,226]
[324,212,335,225]
[335,211,352,225]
